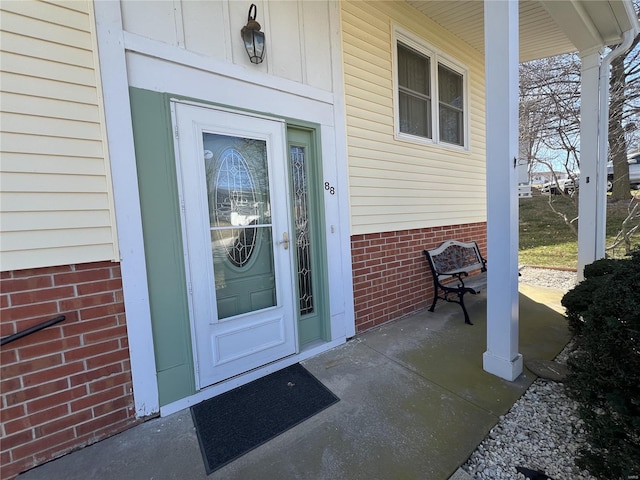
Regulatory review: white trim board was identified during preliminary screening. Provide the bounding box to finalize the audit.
[122,31,335,106]
[93,0,159,417]
[126,52,336,127]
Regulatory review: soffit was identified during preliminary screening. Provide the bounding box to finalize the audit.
[405,0,637,62]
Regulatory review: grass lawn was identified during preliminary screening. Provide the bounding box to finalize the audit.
[519,190,640,269]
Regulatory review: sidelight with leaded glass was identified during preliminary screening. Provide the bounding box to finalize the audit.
[290,146,314,315]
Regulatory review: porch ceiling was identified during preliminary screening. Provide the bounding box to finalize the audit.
[406,0,638,62]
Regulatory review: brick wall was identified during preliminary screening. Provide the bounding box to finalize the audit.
[0,262,139,479]
[351,222,487,332]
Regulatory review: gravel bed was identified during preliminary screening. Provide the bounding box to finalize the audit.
[518,266,577,292]
[461,268,593,480]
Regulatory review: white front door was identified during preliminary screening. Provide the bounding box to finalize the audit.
[173,102,297,389]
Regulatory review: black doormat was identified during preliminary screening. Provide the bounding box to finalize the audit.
[191,363,339,474]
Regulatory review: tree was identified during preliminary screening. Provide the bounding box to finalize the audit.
[519,21,640,250]
[519,54,581,178]
[609,33,640,201]
[520,54,581,236]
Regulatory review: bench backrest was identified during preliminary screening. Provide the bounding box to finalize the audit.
[424,240,487,276]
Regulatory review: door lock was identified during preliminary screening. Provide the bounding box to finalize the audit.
[279,232,290,250]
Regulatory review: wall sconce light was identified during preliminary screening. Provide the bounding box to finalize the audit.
[241,4,265,64]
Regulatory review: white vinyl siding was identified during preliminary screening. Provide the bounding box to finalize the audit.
[0,0,118,271]
[341,0,486,235]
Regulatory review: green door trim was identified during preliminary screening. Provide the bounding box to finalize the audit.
[129,88,196,406]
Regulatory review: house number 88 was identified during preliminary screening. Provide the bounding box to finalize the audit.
[324,182,335,195]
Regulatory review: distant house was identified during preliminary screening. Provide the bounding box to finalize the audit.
[1,1,637,478]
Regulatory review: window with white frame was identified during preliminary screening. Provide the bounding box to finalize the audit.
[395,31,467,147]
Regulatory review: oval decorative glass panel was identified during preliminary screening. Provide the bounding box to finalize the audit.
[214,148,258,267]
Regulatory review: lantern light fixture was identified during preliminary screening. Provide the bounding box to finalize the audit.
[241,4,265,64]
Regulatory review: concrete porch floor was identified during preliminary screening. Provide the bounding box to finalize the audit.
[18,285,570,480]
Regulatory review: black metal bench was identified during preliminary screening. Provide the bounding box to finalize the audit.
[423,240,487,325]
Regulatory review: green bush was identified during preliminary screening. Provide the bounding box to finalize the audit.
[561,250,640,479]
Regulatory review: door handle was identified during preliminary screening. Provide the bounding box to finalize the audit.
[279,232,290,250]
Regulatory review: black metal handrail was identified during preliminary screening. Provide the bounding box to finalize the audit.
[1,315,66,347]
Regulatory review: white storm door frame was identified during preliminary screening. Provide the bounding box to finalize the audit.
[172,101,297,389]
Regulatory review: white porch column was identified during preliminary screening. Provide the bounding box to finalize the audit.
[577,50,604,281]
[483,0,523,381]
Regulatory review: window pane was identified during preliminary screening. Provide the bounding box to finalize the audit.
[400,92,431,138]
[203,133,276,320]
[438,65,463,107]
[439,106,463,145]
[398,43,431,139]
[438,64,464,145]
[398,44,430,95]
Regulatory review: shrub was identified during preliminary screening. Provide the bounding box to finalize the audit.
[561,250,640,479]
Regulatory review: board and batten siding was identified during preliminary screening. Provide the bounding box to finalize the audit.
[120,0,334,93]
[0,0,118,271]
[341,0,487,235]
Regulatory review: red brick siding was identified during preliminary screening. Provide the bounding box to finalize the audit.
[351,223,487,332]
[0,262,139,479]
